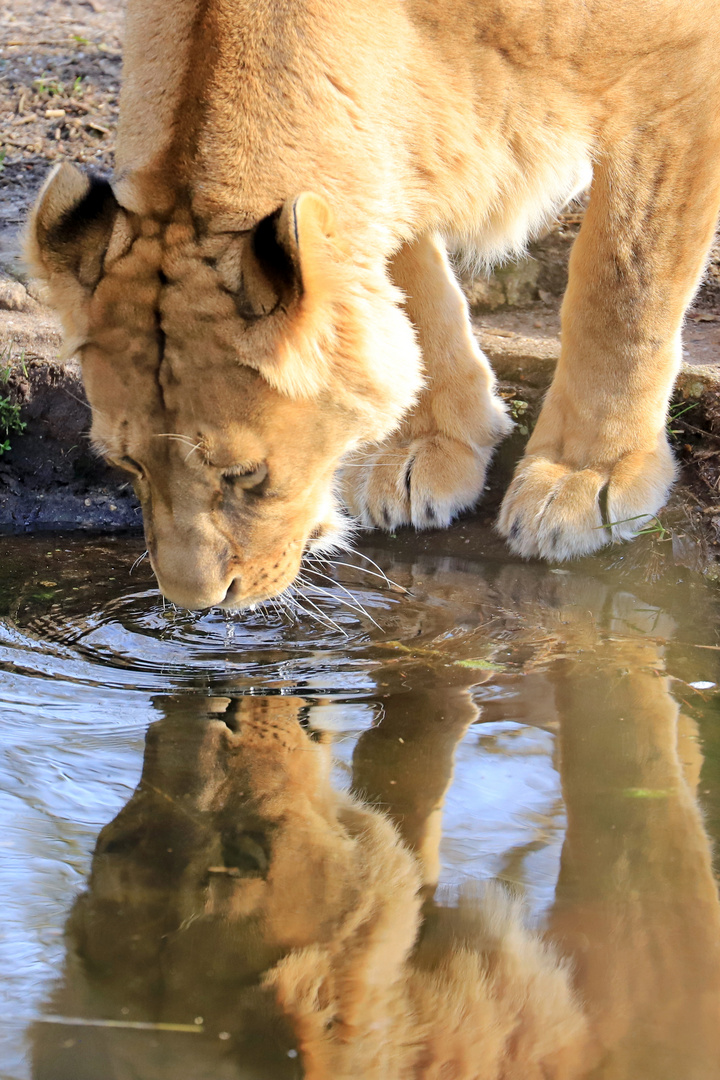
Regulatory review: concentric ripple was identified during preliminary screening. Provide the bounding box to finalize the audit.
[2,561,413,695]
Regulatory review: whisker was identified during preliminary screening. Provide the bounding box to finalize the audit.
[313,558,407,594]
[61,387,93,411]
[153,433,198,447]
[296,571,382,630]
[268,597,285,622]
[279,592,310,628]
[341,452,409,463]
[130,550,149,575]
[289,587,348,636]
[274,592,298,625]
[352,550,403,583]
[283,583,339,631]
[301,563,379,608]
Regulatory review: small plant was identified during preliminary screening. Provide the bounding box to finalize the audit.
[634,516,672,541]
[34,74,64,97]
[596,514,671,542]
[0,344,27,456]
[667,400,697,439]
[509,397,530,436]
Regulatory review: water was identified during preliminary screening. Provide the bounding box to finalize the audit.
[0,524,719,1079]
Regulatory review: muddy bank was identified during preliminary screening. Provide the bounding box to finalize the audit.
[0,355,139,530]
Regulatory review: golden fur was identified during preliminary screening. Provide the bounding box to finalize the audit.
[26,0,720,606]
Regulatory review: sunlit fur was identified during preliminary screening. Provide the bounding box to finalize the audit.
[26,0,720,604]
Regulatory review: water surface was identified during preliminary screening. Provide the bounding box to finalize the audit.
[0,525,719,1078]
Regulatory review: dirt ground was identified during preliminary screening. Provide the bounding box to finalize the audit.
[1,0,720,555]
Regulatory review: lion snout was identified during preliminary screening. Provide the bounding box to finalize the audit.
[151,550,302,612]
[151,563,234,610]
[150,547,234,611]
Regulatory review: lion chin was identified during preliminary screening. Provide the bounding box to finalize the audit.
[43,696,589,1080]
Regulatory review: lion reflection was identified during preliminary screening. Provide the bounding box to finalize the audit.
[33,620,720,1080]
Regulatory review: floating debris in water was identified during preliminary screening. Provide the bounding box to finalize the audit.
[39,1016,203,1033]
[623,788,675,799]
[454,658,506,671]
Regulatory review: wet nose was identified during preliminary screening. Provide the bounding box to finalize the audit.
[150,542,231,609]
[148,504,233,609]
[219,577,245,608]
[152,573,231,610]
[150,556,233,610]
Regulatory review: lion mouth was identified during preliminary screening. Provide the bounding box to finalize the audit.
[213,511,353,611]
[218,578,276,611]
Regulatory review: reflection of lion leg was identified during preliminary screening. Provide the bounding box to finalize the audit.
[351,686,477,889]
[342,232,512,531]
[549,642,720,1078]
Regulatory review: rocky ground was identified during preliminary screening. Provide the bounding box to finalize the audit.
[1,0,719,563]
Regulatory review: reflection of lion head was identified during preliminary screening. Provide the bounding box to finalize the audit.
[26,166,422,609]
[50,697,589,1080]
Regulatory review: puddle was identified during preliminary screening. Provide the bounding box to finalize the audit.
[0,524,719,1079]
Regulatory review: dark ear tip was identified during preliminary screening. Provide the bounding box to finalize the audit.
[29,164,120,288]
[46,174,117,243]
[251,206,301,297]
[31,162,89,240]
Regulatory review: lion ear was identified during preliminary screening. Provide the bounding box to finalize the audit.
[25,162,129,291]
[223,192,340,322]
[256,193,339,301]
[276,192,339,294]
[238,194,346,398]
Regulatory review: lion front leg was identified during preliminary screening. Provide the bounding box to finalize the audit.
[499,120,720,560]
[342,232,512,530]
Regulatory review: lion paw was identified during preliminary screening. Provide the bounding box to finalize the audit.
[497,444,677,561]
[342,433,497,530]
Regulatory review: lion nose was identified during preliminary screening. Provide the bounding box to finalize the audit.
[220,577,244,608]
[155,578,231,610]
[151,559,233,610]
[148,537,234,609]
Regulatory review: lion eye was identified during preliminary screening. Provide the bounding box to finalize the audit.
[220,829,269,877]
[222,461,269,490]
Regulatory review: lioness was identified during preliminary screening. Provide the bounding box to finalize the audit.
[27,0,720,608]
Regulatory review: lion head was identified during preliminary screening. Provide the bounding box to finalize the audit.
[77,696,421,972]
[26,164,422,608]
